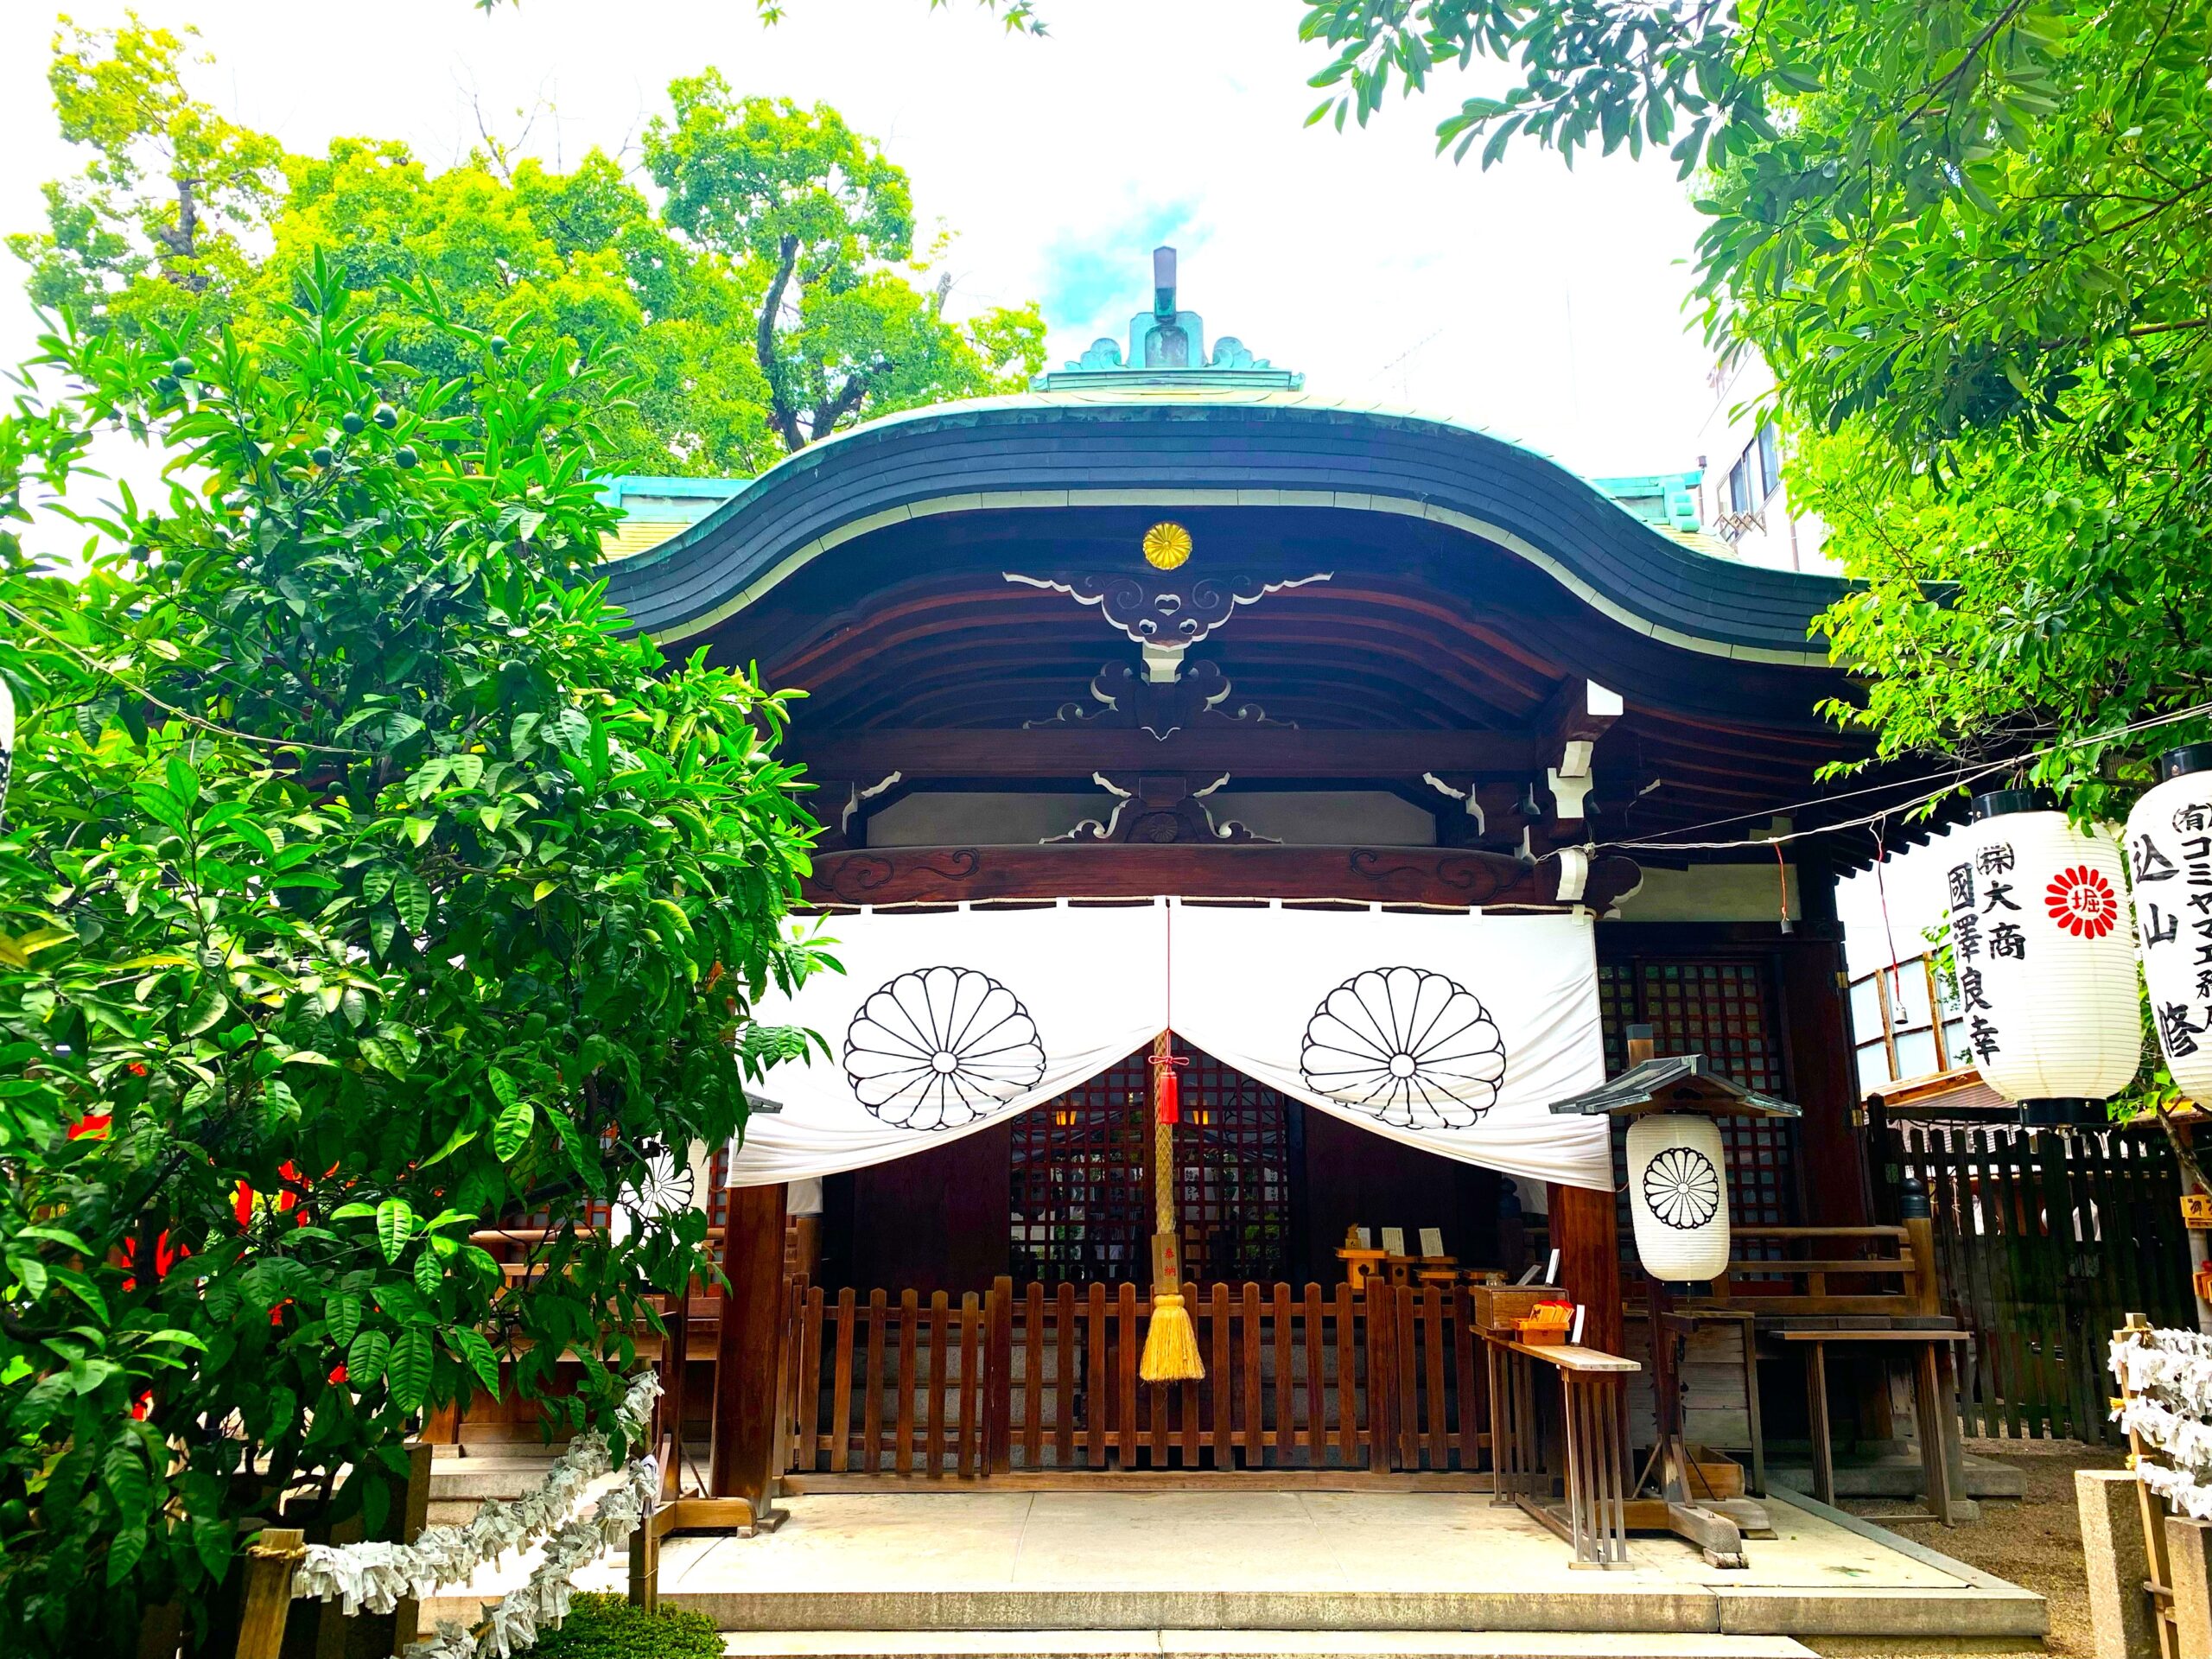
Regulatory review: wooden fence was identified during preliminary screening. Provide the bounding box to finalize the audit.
[1877,1116,2197,1443]
[779,1276,1484,1478]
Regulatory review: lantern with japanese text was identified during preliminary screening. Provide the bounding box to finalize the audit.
[2126,747,2212,1108]
[1946,790,2140,1126]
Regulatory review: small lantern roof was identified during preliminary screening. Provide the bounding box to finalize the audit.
[1548,1054,1801,1120]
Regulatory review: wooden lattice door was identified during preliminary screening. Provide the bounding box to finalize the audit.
[1598,957,1803,1265]
[1008,1041,1295,1285]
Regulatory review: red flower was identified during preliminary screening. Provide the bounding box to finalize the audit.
[2046,865,2120,938]
[328,1363,349,1386]
[126,1062,148,1077]
[233,1181,254,1227]
[130,1392,153,1421]
[67,1113,111,1141]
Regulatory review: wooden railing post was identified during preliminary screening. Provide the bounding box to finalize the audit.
[232,1528,303,1659]
[985,1276,1014,1475]
[1904,1214,1942,1317]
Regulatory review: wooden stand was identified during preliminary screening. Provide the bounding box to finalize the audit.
[1639,1279,1765,1568]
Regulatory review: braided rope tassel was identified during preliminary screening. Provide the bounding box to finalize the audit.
[1139,1032,1204,1382]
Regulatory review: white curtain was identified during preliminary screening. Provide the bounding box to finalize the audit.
[1169,905,1609,1190]
[728,899,1610,1192]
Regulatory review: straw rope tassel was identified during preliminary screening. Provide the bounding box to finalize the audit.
[1140,1031,1203,1382]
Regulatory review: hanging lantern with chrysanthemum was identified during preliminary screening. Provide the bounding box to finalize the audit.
[1944,790,2140,1127]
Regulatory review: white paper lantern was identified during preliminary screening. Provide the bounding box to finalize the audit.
[1945,790,2140,1124]
[2126,747,2212,1109]
[1626,1113,1730,1282]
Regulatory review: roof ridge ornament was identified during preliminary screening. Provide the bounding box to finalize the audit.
[1034,245,1304,392]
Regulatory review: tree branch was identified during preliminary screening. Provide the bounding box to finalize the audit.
[756,234,804,453]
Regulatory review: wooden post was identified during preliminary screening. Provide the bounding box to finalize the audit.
[985,1275,1014,1475]
[390,1440,433,1651]
[232,1527,303,1659]
[709,1179,789,1532]
[662,1280,690,1498]
[628,1505,663,1611]
[1548,1182,1624,1357]
[1904,1214,1942,1317]
[1781,934,1873,1228]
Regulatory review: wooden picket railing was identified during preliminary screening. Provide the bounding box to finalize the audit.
[779,1276,1485,1479]
[1876,1116,2197,1443]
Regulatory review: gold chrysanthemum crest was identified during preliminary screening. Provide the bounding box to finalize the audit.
[1141,521,1192,570]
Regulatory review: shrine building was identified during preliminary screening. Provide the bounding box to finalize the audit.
[594,250,1914,1519]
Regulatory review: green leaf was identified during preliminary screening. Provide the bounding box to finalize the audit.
[388,1327,433,1414]
[487,1066,521,1109]
[492,1097,535,1161]
[346,1328,391,1383]
[181,983,228,1037]
[360,864,397,906]
[449,1327,502,1395]
[412,1249,442,1297]
[546,1107,592,1176]
[105,1522,149,1585]
[375,1198,416,1264]
[547,707,591,757]
[419,1123,477,1169]
[394,871,430,933]
[327,1292,363,1348]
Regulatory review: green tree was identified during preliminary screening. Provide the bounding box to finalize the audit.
[16,22,1046,475]
[0,269,824,1653]
[643,74,1042,453]
[1298,0,2212,813]
[8,14,284,336]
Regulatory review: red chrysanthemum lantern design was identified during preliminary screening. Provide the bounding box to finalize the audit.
[2045,864,2120,938]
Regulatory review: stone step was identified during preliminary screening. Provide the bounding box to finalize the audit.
[714,1634,1819,1659]
[1764,1452,2024,1500]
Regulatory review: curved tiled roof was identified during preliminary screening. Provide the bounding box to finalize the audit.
[604,388,1849,664]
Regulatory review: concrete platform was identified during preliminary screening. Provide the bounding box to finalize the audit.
[590,1487,2044,1642]
[715,1634,1823,1657]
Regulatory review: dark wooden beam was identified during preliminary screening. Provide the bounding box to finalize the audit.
[795,728,1543,780]
[803,843,1643,911]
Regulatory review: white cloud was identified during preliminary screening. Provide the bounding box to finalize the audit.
[1,0,1719,478]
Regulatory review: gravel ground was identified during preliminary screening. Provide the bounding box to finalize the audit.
[1806,1436,2128,1659]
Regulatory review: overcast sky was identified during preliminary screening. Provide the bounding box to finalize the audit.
[0,0,1726,480]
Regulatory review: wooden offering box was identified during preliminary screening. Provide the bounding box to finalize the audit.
[1471,1283,1567,1333]
[1336,1248,1389,1287]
